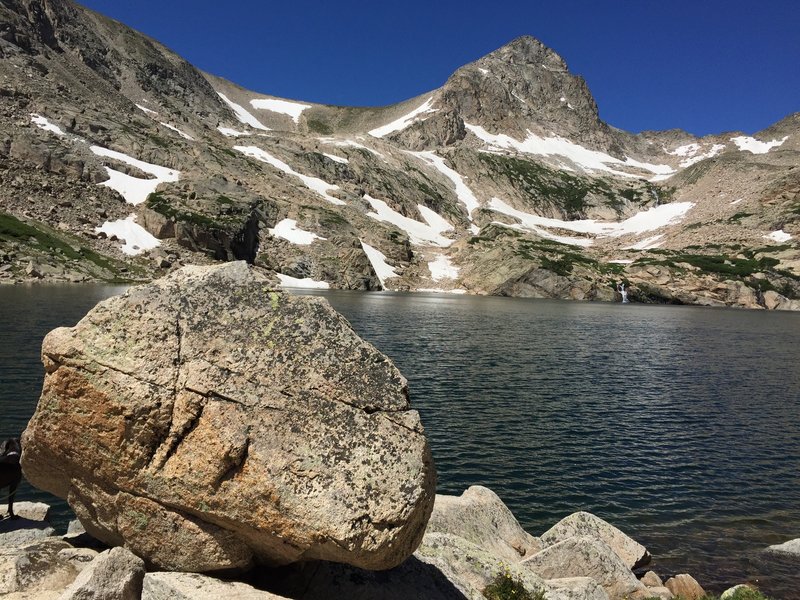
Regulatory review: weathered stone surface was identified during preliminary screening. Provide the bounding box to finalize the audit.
[640,586,673,599]
[425,486,541,562]
[56,547,101,572]
[640,570,663,587]
[0,515,55,547]
[142,572,287,600]
[58,547,144,600]
[521,536,645,599]
[0,538,78,598]
[540,511,650,569]
[22,262,435,572]
[664,573,705,600]
[278,532,548,600]
[545,577,610,600]
[11,501,51,522]
[766,537,800,556]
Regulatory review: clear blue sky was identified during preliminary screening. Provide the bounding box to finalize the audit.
[77,0,799,136]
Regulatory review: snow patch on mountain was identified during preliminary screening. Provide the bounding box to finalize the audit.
[218,92,270,131]
[417,205,454,234]
[233,145,344,205]
[412,152,481,218]
[322,153,348,164]
[95,214,160,255]
[361,241,397,286]
[487,198,693,247]
[250,98,312,123]
[364,195,453,247]
[217,126,250,137]
[135,104,157,115]
[428,254,459,281]
[318,137,385,158]
[465,123,675,181]
[30,114,65,136]
[268,218,326,245]
[369,97,437,138]
[160,122,194,141]
[276,274,330,289]
[91,146,180,205]
[625,234,664,250]
[764,230,792,243]
[731,135,788,154]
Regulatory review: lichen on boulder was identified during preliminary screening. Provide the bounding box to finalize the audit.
[22,262,436,572]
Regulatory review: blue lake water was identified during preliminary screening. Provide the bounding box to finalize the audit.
[1,284,799,597]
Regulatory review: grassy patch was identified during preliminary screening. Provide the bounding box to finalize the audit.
[146,193,224,228]
[483,570,544,600]
[306,118,333,135]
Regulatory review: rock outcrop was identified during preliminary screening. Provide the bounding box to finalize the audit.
[766,537,800,557]
[59,547,145,600]
[22,262,436,572]
[521,536,645,599]
[540,511,650,570]
[664,573,706,599]
[425,485,541,561]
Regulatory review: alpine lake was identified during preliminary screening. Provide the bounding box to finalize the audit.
[1,283,799,598]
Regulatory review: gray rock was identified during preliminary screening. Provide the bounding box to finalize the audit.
[521,536,645,599]
[66,520,86,536]
[9,501,51,522]
[540,511,650,569]
[426,485,541,562]
[142,572,287,600]
[0,538,78,597]
[22,262,435,572]
[0,513,55,547]
[56,547,101,572]
[545,577,610,600]
[766,537,800,556]
[58,547,144,600]
[642,586,674,599]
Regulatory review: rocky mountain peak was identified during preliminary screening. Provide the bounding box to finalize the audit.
[482,35,568,71]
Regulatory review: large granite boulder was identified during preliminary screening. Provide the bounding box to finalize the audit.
[22,262,436,572]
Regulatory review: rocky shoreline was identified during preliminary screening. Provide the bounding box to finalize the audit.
[1,496,777,600]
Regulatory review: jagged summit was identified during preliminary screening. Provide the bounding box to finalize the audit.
[479,35,568,70]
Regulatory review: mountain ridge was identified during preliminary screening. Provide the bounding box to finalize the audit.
[1,0,798,309]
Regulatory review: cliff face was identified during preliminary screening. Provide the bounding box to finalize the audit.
[1,3,798,308]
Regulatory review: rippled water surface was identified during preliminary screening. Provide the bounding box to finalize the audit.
[2,285,799,597]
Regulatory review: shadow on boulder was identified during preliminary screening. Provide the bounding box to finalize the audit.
[251,556,469,600]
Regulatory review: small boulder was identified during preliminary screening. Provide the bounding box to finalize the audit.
[766,538,800,557]
[12,501,51,521]
[721,584,758,599]
[641,586,674,599]
[0,538,78,597]
[22,262,435,572]
[641,570,663,587]
[664,573,705,600]
[540,511,650,569]
[142,572,288,600]
[425,486,541,561]
[58,546,144,600]
[521,536,645,599]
